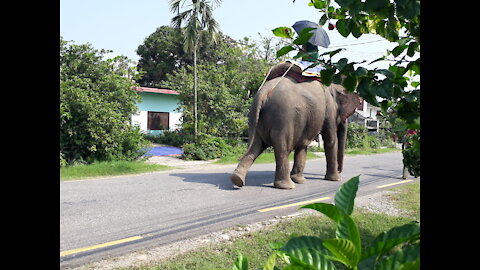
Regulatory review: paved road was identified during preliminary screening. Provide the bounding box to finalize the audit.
[60,151,414,268]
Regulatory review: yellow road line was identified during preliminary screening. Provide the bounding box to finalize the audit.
[60,235,143,257]
[377,179,413,189]
[257,197,330,212]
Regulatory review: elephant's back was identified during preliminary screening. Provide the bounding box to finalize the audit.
[262,77,326,112]
[258,77,327,144]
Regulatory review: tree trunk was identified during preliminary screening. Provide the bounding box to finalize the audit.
[193,44,198,141]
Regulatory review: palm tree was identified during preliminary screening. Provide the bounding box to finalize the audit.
[169,0,222,141]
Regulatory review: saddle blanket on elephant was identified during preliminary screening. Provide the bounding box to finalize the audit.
[266,60,325,83]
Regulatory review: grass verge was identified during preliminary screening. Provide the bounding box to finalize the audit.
[119,182,419,270]
[60,160,173,181]
[345,147,400,155]
[215,147,399,165]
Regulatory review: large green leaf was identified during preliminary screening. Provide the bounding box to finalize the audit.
[276,45,295,58]
[349,20,362,38]
[320,67,336,86]
[335,214,362,260]
[336,19,350,37]
[233,252,249,270]
[286,248,337,270]
[282,236,331,255]
[301,203,342,223]
[293,27,315,45]
[396,0,420,20]
[272,27,294,39]
[375,243,420,270]
[322,238,359,268]
[361,223,420,260]
[282,236,336,269]
[334,175,360,216]
[364,0,389,12]
[342,74,357,92]
[263,252,277,270]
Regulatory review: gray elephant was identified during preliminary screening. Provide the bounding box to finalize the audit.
[231,62,361,189]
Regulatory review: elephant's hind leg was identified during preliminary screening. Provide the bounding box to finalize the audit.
[290,146,307,184]
[272,144,296,189]
[231,138,266,187]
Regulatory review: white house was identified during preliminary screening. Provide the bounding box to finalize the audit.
[131,87,182,135]
[349,98,381,132]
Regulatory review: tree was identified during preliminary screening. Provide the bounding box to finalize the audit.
[136,25,231,87]
[274,0,420,176]
[161,37,271,138]
[169,0,223,140]
[60,37,148,165]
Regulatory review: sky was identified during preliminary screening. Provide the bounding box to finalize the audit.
[60,0,397,68]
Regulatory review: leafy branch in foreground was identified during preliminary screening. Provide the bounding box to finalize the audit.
[232,176,420,269]
[273,0,420,176]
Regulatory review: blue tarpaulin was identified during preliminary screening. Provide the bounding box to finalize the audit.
[144,146,183,157]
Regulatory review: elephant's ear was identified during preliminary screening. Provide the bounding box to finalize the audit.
[336,87,362,122]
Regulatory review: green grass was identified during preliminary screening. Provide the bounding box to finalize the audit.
[60,160,173,181]
[118,182,420,270]
[215,147,399,165]
[387,181,420,220]
[345,147,400,155]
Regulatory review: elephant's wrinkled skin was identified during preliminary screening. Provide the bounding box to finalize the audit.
[231,75,361,189]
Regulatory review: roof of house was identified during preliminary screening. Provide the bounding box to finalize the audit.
[134,86,180,95]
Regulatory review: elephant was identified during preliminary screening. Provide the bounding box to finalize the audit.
[231,62,361,189]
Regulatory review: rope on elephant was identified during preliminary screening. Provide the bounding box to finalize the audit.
[261,62,295,98]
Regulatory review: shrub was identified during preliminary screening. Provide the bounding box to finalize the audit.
[233,176,420,270]
[144,129,194,147]
[402,133,420,177]
[347,123,368,149]
[60,38,148,165]
[182,134,246,160]
[347,122,396,150]
[365,135,381,149]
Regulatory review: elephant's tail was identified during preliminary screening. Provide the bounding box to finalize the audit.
[241,88,266,159]
[241,63,294,159]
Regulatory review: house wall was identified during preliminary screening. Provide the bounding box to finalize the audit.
[131,92,181,134]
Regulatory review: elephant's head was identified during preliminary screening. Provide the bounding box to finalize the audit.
[330,84,362,122]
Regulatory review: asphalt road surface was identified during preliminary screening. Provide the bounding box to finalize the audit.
[60,151,416,268]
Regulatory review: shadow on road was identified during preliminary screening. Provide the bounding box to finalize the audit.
[171,170,332,190]
[171,170,282,190]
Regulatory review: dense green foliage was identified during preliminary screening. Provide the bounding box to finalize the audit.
[169,0,224,138]
[60,37,148,165]
[182,133,245,160]
[346,123,394,150]
[136,25,232,87]
[274,0,420,176]
[402,133,420,177]
[233,176,420,269]
[160,36,273,139]
[346,123,369,149]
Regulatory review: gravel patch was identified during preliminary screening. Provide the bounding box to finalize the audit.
[355,190,407,217]
[145,155,219,169]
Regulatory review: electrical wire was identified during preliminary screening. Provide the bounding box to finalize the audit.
[328,39,387,48]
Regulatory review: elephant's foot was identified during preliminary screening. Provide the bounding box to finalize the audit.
[290,174,307,184]
[324,172,341,181]
[274,179,296,189]
[231,169,246,187]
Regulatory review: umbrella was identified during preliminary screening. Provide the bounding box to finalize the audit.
[292,20,330,48]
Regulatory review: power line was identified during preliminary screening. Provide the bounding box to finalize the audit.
[329,39,387,48]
